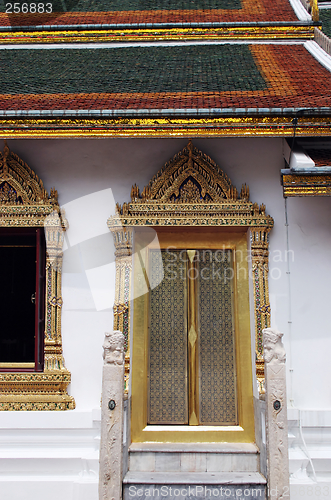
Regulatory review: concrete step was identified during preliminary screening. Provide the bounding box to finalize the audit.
[128,443,260,474]
[123,471,267,499]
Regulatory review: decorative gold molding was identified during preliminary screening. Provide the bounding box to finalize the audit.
[0,117,331,139]
[251,227,272,393]
[112,228,133,395]
[282,173,331,197]
[108,141,274,397]
[0,141,75,411]
[0,25,315,45]
[0,372,73,411]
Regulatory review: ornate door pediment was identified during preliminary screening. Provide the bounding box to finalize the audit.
[108,141,273,396]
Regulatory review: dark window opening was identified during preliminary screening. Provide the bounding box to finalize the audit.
[0,228,45,371]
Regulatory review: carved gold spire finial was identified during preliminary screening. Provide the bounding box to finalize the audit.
[131,183,140,201]
[49,187,58,205]
[228,185,238,201]
[116,202,122,215]
[240,183,250,202]
[260,203,266,215]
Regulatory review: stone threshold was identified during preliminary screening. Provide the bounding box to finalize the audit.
[129,442,260,454]
[123,471,266,485]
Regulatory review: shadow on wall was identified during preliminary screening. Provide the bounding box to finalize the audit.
[45,187,162,312]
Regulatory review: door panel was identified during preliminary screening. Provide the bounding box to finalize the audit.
[148,248,237,426]
[198,250,237,425]
[148,249,188,424]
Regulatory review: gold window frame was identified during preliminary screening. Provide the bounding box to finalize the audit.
[108,140,273,440]
[0,141,74,411]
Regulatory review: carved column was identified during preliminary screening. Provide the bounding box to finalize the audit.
[263,328,290,500]
[110,227,133,395]
[44,209,69,372]
[251,225,272,393]
[99,331,125,500]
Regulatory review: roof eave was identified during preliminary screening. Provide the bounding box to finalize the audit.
[0,107,330,118]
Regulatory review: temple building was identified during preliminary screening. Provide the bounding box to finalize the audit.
[0,1,331,499]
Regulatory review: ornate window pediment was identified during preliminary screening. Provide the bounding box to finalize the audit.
[0,141,54,206]
[0,141,74,411]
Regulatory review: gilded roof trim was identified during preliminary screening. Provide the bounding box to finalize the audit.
[0,25,315,44]
[0,116,331,138]
[282,172,331,196]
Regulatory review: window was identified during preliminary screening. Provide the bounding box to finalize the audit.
[0,141,74,410]
[0,228,45,371]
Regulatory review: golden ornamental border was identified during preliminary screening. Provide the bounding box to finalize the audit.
[282,173,331,197]
[0,116,330,138]
[0,141,75,411]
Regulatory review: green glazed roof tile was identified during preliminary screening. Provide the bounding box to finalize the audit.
[0,45,267,95]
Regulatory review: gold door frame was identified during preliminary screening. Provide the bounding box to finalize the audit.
[108,141,274,438]
[0,141,74,410]
[131,229,253,442]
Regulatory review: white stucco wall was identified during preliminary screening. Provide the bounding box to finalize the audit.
[1,137,331,498]
[2,136,331,411]
[285,196,331,409]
